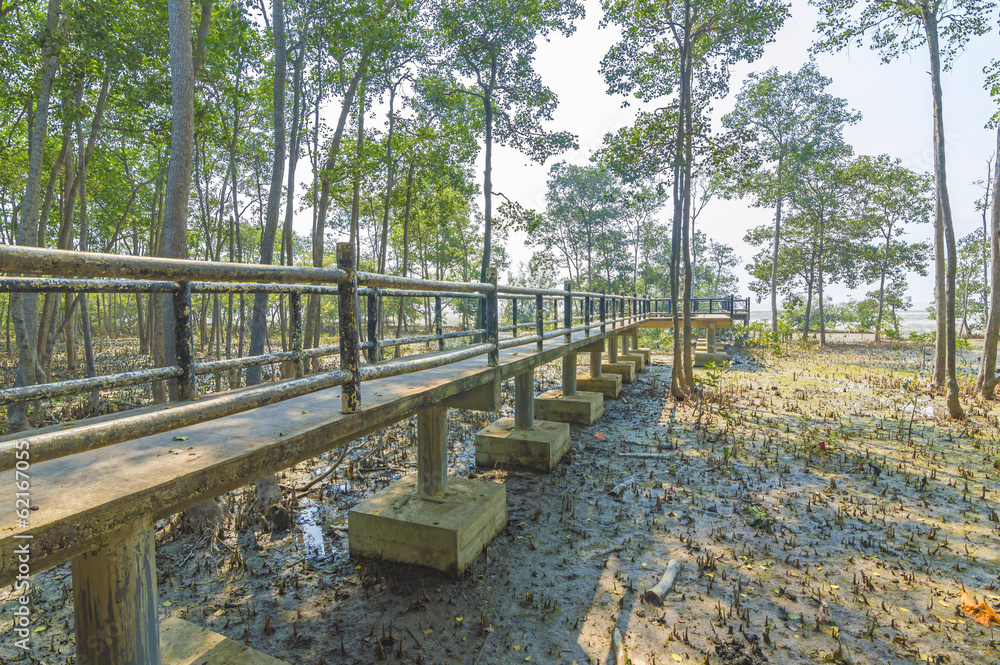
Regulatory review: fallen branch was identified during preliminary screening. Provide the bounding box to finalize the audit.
[611,627,627,665]
[644,558,682,606]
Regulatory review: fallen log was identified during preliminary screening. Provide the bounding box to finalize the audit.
[644,558,682,606]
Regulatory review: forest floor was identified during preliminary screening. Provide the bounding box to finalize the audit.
[3,339,1000,665]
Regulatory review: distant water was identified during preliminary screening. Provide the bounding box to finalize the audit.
[749,303,936,334]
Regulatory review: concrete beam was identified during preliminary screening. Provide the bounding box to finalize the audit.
[441,375,501,411]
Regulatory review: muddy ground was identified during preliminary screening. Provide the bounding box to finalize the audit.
[2,340,1000,664]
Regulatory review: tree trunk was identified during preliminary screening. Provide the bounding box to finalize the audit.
[394,158,414,358]
[874,229,891,342]
[245,0,286,387]
[770,156,784,337]
[976,125,1000,398]
[378,83,397,275]
[243,0,289,526]
[281,41,306,269]
[7,0,60,432]
[802,258,814,342]
[932,199,946,388]
[158,0,197,403]
[474,77,496,338]
[668,30,689,400]
[349,82,365,246]
[923,10,963,418]
[680,35,695,391]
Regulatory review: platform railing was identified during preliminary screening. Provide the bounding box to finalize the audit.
[650,295,751,315]
[0,243,646,470]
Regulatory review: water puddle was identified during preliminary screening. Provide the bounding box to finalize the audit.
[295,499,334,561]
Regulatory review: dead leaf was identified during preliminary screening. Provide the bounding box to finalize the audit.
[960,590,1000,626]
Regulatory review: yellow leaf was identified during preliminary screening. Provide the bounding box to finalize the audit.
[514,645,521,651]
[33,625,46,633]
[672,655,683,662]
[423,628,433,635]
[641,563,647,568]
[525,658,531,662]
[455,617,463,622]
[898,607,910,612]
[163,601,172,607]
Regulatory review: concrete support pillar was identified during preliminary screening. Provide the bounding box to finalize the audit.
[72,518,160,665]
[590,347,603,378]
[514,369,535,430]
[562,353,577,396]
[706,324,716,353]
[418,406,448,497]
[609,336,618,363]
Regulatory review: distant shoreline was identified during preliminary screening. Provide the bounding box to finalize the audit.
[748,303,937,334]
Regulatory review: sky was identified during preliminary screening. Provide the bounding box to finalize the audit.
[485,0,999,310]
[300,0,999,312]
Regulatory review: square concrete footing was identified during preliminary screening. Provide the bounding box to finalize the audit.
[348,476,507,575]
[576,373,622,399]
[695,351,729,367]
[534,389,604,426]
[602,361,637,384]
[162,617,290,664]
[475,418,570,471]
[634,348,652,364]
[619,353,646,372]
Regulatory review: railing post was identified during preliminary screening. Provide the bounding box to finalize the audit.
[512,297,518,338]
[337,242,361,414]
[290,291,303,378]
[535,294,544,352]
[435,295,444,351]
[584,294,591,337]
[366,288,379,363]
[487,268,499,366]
[173,281,195,401]
[564,280,572,343]
[600,291,606,334]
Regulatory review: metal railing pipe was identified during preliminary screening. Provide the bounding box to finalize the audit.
[0,245,349,285]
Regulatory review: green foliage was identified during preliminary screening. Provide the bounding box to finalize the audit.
[811,0,996,69]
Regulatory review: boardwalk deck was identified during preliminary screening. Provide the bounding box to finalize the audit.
[0,325,627,587]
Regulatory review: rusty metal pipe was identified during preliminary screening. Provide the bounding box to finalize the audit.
[0,245,349,285]
[0,277,178,293]
[0,367,183,407]
[357,343,495,382]
[357,272,494,294]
